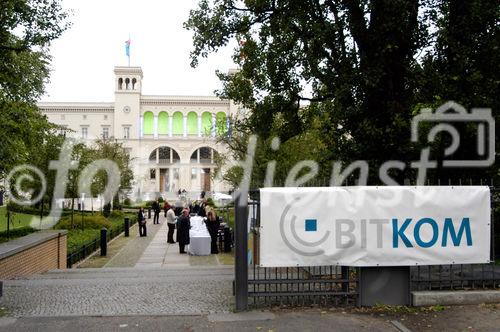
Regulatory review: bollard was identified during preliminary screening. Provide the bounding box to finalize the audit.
[124,217,130,237]
[148,207,151,219]
[224,226,232,253]
[100,228,107,256]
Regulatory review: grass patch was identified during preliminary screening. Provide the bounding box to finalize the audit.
[0,206,38,231]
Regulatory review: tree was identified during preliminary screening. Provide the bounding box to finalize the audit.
[89,139,134,210]
[0,0,70,176]
[185,0,498,185]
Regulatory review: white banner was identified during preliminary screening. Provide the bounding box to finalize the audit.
[259,186,490,267]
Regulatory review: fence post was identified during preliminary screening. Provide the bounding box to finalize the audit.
[100,228,107,256]
[234,200,249,311]
[124,217,130,237]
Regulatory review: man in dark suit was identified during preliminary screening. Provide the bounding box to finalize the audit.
[152,199,160,224]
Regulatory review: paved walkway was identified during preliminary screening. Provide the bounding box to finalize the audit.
[0,266,234,317]
[134,218,189,268]
[0,213,235,317]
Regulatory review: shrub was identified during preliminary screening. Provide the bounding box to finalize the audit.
[206,198,215,207]
[158,197,164,203]
[145,201,154,208]
[56,215,112,230]
[0,226,36,243]
[123,198,132,206]
[103,203,111,218]
[110,210,124,219]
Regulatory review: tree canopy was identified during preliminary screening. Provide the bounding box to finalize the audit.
[0,0,70,175]
[185,0,499,186]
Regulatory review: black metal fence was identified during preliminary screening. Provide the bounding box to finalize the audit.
[245,200,360,308]
[67,217,137,268]
[236,182,499,309]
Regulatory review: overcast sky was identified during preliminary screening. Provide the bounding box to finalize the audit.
[41,0,236,102]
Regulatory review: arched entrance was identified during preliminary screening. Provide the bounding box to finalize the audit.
[189,146,219,192]
[149,146,181,192]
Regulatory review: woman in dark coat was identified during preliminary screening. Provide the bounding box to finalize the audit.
[205,210,221,254]
[177,208,191,253]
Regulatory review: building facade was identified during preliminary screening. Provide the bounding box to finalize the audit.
[39,66,238,201]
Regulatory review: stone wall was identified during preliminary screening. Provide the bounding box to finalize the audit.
[0,230,67,279]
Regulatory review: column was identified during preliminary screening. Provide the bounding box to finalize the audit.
[139,115,144,138]
[168,114,173,137]
[153,114,158,138]
[211,113,216,137]
[198,114,202,137]
[183,114,187,138]
[156,148,159,164]
[168,168,173,192]
[156,167,160,192]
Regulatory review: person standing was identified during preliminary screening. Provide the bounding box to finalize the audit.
[177,208,191,253]
[138,207,147,237]
[166,205,176,244]
[205,210,221,254]
[152,199,160,224]
[163,201,169,217]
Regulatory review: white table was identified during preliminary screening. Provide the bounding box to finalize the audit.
[188,216,211,255]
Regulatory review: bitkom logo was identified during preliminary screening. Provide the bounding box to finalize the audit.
[279,199,474,257]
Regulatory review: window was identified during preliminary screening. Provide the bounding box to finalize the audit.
[81,127,88,139]
[191,168,199,180]
[123,126,130,139]
[104,115,108,120]
[59,127,67,137]
[150,169,156,180]
[102,127,109,139]
[83,115,87,120]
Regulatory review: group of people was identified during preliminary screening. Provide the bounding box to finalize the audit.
[136,196,222,255]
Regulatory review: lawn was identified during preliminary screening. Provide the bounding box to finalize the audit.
[0,206,39,232]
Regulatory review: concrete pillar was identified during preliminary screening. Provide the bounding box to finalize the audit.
[168,168,173,192]
[156,167,160,192]
[198,114,202,137]
[153,115,158,138]
[183,115,187,137]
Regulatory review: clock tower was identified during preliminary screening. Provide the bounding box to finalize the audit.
[113,66,143,140]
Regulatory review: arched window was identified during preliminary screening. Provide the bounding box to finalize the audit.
[190,147,219,164]
[158,111,168,135]
[118,78,123,90]
[172,111,183,135]
[132,78,137,90]
[201,112,212,136]
[216,112,227,135]
[149,147,180,164]
[143,111,154,135]
[125,78,130,90]
[187,111,198,135]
